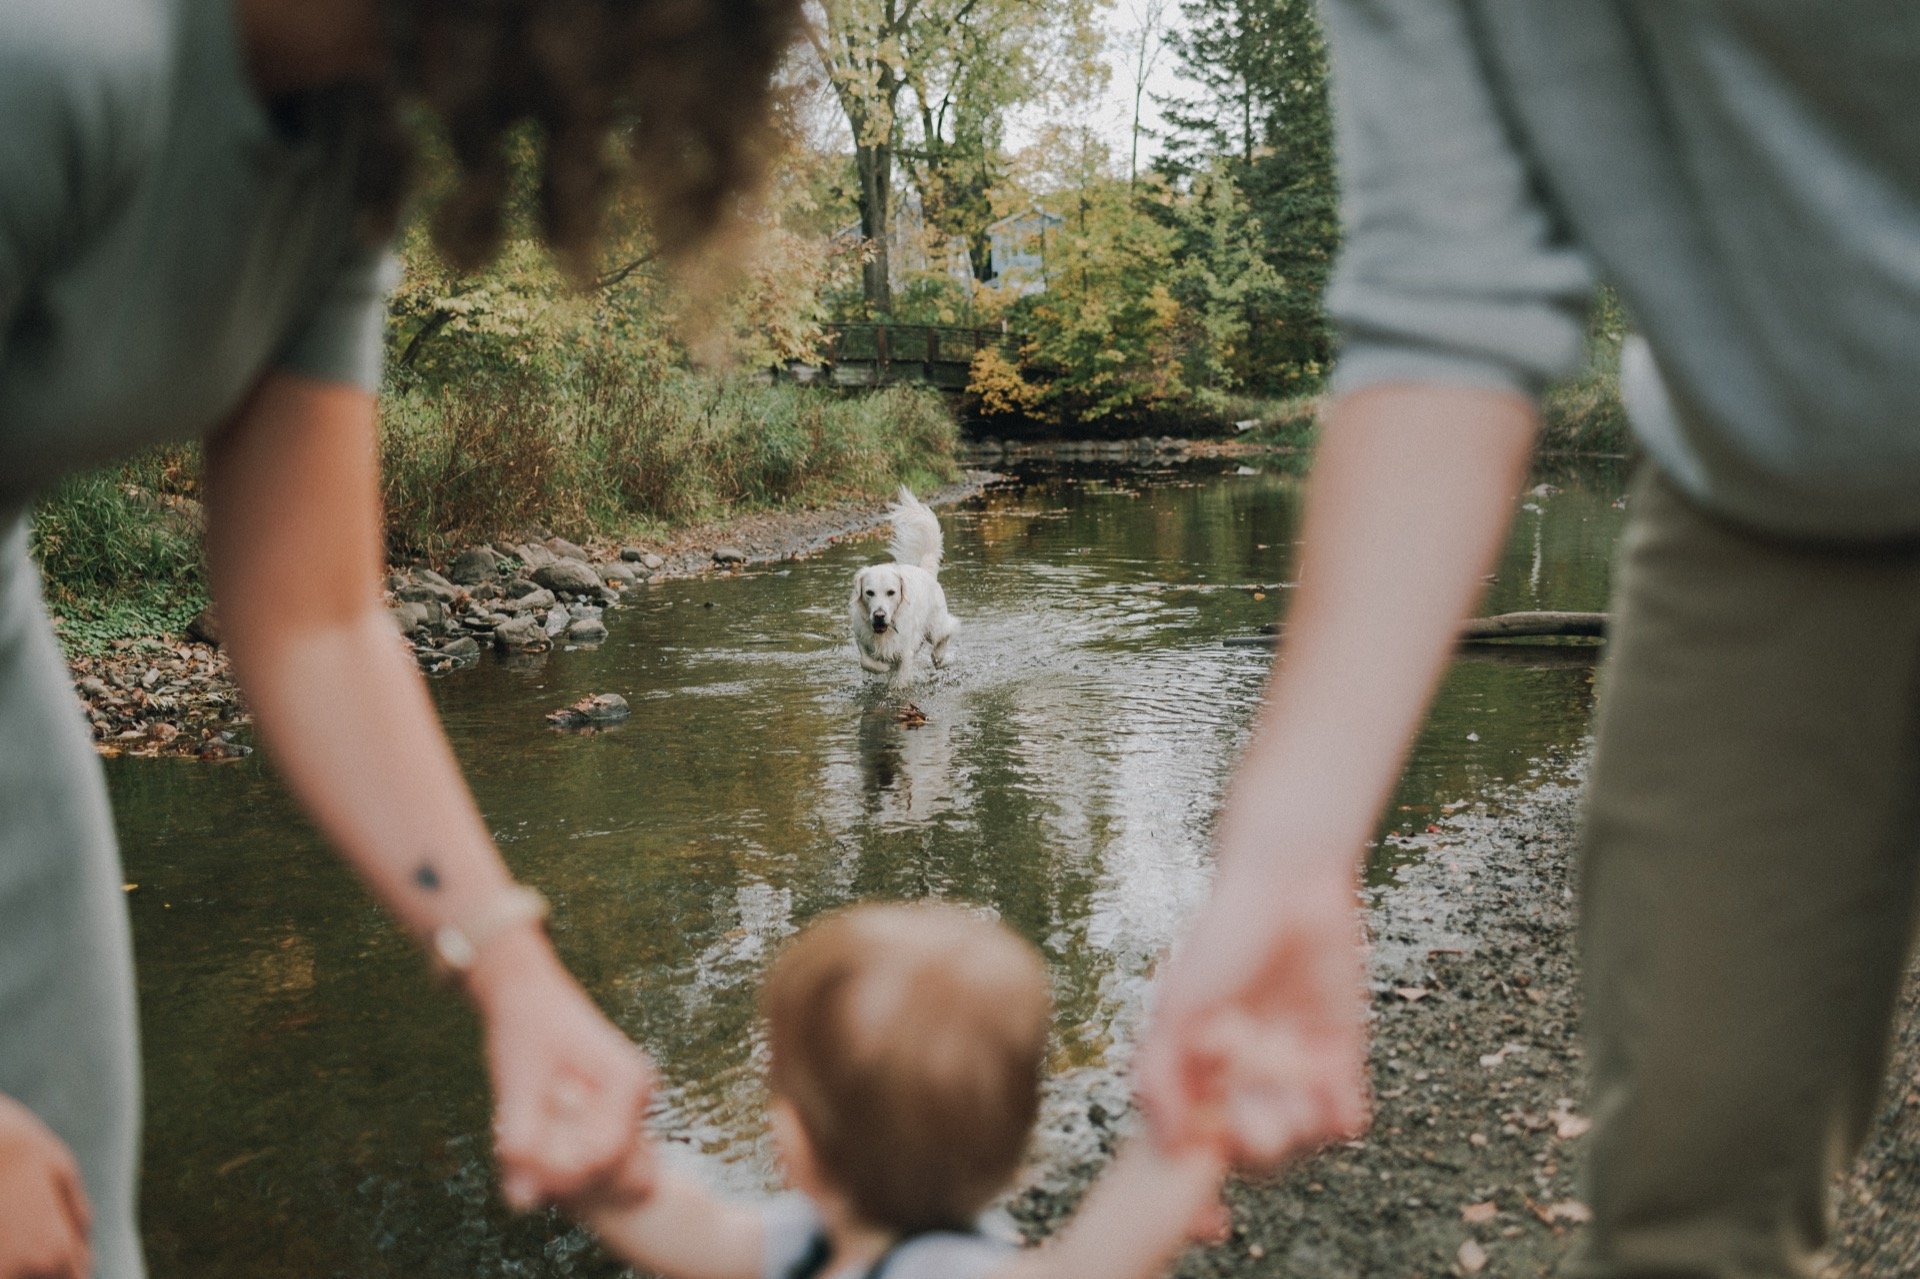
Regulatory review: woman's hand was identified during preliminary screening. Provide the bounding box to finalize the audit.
[466,926,659,1210]
[0,1095,92,1279]
[1136,860,1370,1169]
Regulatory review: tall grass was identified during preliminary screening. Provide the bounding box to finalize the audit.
[379,366,959,556]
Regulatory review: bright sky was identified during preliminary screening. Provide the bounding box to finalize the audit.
[1005,0,1194,169]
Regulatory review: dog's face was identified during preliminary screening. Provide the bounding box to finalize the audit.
[851,564,907,634]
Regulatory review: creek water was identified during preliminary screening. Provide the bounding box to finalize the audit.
[114,456,1627,1276]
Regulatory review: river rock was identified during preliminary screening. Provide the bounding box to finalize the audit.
[501,587,556,613]
[448,546,503,585]
[491,541,523,561]
[397,580,458,606]
[517,542,558,570]
[438,636,482,661]
[601,560,638,585]
[619,545,650,562]
[545,536,590,562]
[567,602,604,621]
[390,602,431,635]
[544,608,571,637]
[493,615,548,650]
[713,545,749,565]
[533,558,603,595]
[186,607,221,647]
[545,692,629,728]
[416,567,457,590]
[567,617,608,644]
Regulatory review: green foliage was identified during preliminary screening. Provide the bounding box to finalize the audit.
[380,366,959,556]
[1157,0,1337,393]
[31,463,209,653]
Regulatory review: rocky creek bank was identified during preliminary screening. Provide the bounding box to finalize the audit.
[67,475,992,758]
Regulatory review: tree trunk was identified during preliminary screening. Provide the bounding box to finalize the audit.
[857,139,895,315]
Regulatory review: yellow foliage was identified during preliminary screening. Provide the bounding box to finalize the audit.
[967,346,1042,417]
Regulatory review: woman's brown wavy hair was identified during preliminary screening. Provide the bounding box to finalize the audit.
[357,0,802,276]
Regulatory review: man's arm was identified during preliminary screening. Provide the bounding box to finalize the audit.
[1136,384,1539,1165]
[202,373,654,1209]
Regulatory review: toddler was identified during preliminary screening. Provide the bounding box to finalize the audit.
[579,901,1227,1279]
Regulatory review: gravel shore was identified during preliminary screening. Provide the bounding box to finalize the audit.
[1012,759,1920,1277]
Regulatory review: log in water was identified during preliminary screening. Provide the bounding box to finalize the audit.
[1223,610,1608,648]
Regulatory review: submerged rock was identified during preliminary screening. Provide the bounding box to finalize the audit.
[567,618,608,644]
[545,692,629,729]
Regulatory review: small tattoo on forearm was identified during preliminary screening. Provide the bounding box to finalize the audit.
[415,861,442,892]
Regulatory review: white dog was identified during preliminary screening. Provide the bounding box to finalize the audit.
[850,488,959,685]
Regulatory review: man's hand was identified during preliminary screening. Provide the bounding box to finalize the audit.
[1136,862,1370,1169]
[0,1095,92,1279]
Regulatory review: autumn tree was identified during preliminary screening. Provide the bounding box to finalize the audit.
[806,0,1098,314]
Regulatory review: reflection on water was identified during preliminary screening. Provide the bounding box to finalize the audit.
[113,457,1628,1276]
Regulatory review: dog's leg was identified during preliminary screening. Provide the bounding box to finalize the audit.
[858,648,891,674]
[889,652,918,687]
[931,632,954,668]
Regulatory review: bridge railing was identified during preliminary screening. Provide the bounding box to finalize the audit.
[789,323,1018,390]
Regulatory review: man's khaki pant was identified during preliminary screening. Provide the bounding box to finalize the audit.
[1567,471,1920,1278]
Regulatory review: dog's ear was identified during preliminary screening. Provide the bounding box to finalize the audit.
[895,570,906,606]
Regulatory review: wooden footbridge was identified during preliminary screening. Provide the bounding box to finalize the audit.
[775,323,1016,391]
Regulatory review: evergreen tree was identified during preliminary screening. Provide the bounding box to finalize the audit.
[1157,0,1336,390]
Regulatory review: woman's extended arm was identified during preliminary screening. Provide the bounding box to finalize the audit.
[1135,383,1539,1166]
[202,372,653,1209]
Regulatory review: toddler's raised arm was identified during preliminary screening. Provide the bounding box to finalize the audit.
[998,1139,1228,1279]
[575,1163,766,1279]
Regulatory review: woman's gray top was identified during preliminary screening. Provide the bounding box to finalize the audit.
[1321,0,1920,539]
[0,1,387,1275]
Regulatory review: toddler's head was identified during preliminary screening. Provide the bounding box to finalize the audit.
[762,902,1051,1234]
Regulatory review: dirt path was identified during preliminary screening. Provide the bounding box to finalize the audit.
[1014,759,1920,1277]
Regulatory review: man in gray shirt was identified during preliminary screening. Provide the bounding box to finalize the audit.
[1137,6,1920,1277]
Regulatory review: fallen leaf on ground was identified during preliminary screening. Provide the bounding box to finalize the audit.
[1540,1200,1592,1225]
[1394,986,1430,1003]
[897,703,930,728]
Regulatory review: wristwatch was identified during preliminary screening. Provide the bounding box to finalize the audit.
[431,884,551,980]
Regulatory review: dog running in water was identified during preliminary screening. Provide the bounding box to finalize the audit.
[849,488,959,686]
